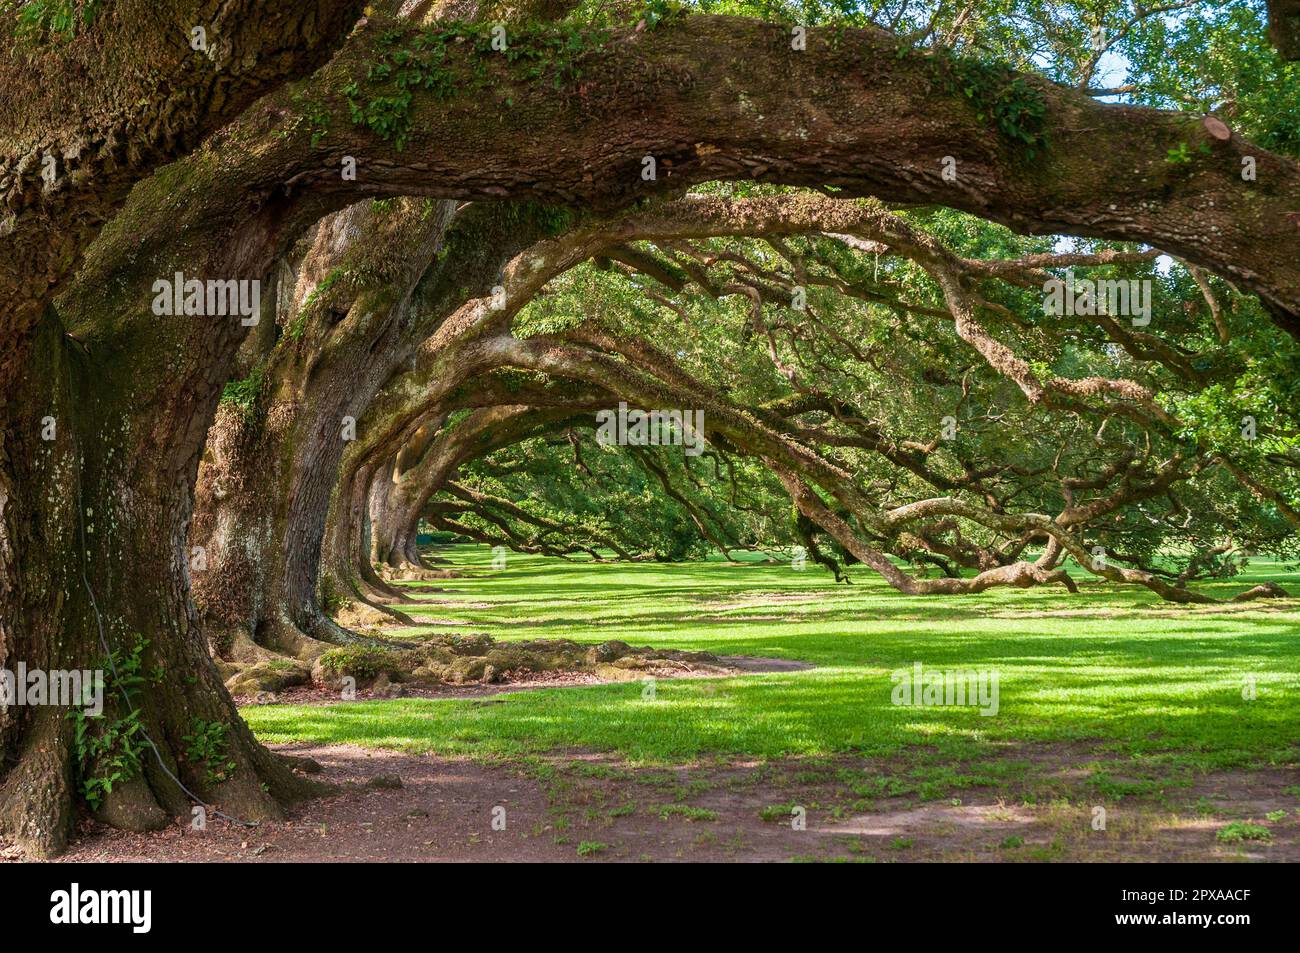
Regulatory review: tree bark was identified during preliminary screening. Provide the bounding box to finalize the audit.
[0,308,321,858]
[240,14,1300,331]
[0,133,344,854]
[191,198,454,652]
[0,0,364,389]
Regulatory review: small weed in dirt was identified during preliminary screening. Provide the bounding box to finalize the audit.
[1216,822,1271,843]
[653,804,719,822]
[577,841,611,856]
[760,803,799,822]
[1024,838,1065,861]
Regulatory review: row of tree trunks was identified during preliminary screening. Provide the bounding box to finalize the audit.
[370,419,452,571]
[190,197,455,657]
[191,200,570,647]
[3,4,1293,857]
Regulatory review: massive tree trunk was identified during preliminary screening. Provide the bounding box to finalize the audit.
[370,421,445,571]
[0,309,320,859]
[368,460,412,571]
[0,4,363,855]
[191,199,454,653]
[0,141,339,855]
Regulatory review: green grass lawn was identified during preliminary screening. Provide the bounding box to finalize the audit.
[245,546,1300,789]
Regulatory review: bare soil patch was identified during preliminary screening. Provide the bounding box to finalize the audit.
[696,592,825,611]
[986,601,1297,620]
[8,740,1294,863]
[720,655,814,673]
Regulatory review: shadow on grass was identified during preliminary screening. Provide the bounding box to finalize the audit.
[248,545,1299,769]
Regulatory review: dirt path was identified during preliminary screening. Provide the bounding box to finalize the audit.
[28,745,571,863]
[9,741,1296,863]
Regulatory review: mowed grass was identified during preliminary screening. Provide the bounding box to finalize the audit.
[244,546,1300,774]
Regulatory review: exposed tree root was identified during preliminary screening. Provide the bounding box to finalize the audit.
[0,644,334,859]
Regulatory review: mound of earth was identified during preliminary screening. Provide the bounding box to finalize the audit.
[224,634,805,703]
[332,600,404,632]
[223,658,313,696]
[377,565,461,582]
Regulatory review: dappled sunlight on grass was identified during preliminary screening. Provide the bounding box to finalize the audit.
[244,546,1299,767]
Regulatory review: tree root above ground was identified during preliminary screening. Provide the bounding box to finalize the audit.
[333,599,418,631]
[222,633,811,704]
[377,564,463,582]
